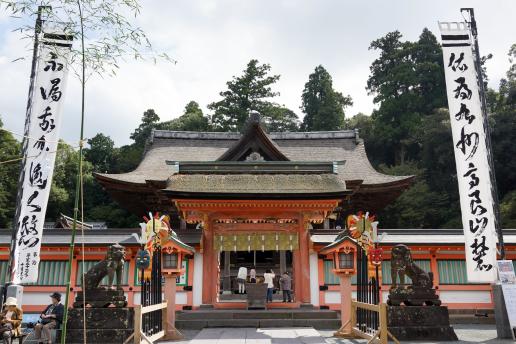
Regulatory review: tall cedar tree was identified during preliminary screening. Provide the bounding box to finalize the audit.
[300,65,352,131]
[366,29,446,165]
[301,65,353,131]
[209,59,298,132]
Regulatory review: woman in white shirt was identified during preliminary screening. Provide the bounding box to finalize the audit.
[263,269,275,302]
[237,266,248,294]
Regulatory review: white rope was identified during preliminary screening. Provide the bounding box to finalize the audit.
[0,127,87,145]
[0,142,82,165]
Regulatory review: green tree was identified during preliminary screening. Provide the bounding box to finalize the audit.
[160,101,211,131]
[130,109,160,146]
[0,118,21,228]
[300,65,353,131]
[84,133,116,173]
[262,105,299,132]
[209,59,291,131]
[366,29,446,165]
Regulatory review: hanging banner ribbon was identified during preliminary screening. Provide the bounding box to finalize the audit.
[439,22,497,283]
[12,30,73,284]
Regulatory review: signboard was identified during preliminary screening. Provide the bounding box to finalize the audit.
[12,31,73,284]
[501,284,516,340]
[439,22,497,283]
[498,260,516,284]
[176,259,188,286]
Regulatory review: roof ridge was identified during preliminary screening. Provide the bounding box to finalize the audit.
[151,129,358,141]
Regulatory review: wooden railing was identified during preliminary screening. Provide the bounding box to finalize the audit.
[123,301,167,344]
[350,301,399,344]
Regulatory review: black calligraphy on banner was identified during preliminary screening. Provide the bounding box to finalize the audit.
[453,77,473,100]
[448,52,469,72]
[29,161,48,189]
[455,126,479,160]
[470,236,493,271]
[44,52,64,72]
[27,190,41,213]
[446,49,494,273]
[14,37,71,284]
[38,107,55,132]
[40,78,62,102]
[455,103,476,124]
[18,215,40,248]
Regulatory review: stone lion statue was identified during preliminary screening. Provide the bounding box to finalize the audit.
[83,244,125,290]
[390,244,433,290]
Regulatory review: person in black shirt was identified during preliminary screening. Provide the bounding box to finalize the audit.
[34,292,64,344]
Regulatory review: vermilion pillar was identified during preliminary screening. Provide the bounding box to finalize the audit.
[297,226,311,303]
[202,227,215,304]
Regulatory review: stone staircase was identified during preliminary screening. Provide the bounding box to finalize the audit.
[176,308,341,330]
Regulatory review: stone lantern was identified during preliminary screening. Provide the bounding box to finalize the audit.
[160,231,194,340]
[320,232,358,338]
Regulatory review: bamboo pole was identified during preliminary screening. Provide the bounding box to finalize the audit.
[60,1,86,343]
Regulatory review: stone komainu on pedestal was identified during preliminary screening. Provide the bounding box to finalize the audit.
[67,244,133,344]
[74,243,127,308]
[387,244,458,341]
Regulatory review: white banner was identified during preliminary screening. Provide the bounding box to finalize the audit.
[439,22,497,283]
[12,31,73,284]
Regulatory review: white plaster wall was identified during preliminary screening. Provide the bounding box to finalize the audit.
[192,252,203,306]
[439,290,491,304]
[324,291,340,304]
[309,254,319,306]
[133,292,164,305]
[21,292,49,306]
[176,291,188,305]
[324,290,357,304]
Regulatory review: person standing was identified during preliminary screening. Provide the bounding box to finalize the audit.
[279,271,292,302]
[35,292,64,344]
[249,268,257,283]
[237,266,248,294]
[0,297,23,341]
[263,269,275,303]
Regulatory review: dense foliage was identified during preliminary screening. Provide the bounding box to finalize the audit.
[0,33,515,229]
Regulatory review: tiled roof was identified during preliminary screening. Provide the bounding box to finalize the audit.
[97,130,411,187]
[165,173,348,194]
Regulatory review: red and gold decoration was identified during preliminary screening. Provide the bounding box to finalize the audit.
[138,212,171,278]
[347,211,378,250]
[368,247,383,266]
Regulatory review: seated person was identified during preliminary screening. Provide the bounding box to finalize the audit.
[35,293,64,344]
[0,297,23,341]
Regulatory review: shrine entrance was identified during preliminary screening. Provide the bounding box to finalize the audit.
[218,250,294,301]
[174,199,343,307]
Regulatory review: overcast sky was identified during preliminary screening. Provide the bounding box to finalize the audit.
[1,0,515,146]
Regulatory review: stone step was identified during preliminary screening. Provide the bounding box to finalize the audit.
[449,314,495,324]
[176,309,339,321]
[175,318,341,330]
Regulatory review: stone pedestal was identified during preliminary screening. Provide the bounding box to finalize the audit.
[246,283,267,309]
[73,289,127,308]
[387,305,458,341]
[66,308,134,344]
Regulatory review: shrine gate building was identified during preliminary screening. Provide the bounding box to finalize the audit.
[95,114,414,307]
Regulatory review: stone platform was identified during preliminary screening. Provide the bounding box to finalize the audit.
[66,308,134,344]
[387,305,458,341]
[176,308,340,330]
